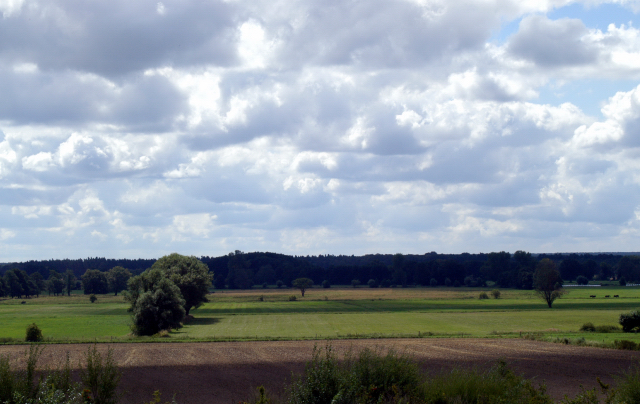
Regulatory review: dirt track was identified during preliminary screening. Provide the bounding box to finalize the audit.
[1,338,639,403]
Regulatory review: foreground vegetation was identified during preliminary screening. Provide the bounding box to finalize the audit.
[282,345,640,404]
[1,287,640,347]
[3,343,640,404]
[0,344,120,404]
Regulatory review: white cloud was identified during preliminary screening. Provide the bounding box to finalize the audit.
[3,0,640,260]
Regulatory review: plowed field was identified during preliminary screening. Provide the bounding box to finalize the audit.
[2,338,639,403]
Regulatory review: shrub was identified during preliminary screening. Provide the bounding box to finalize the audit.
[288,346,342,404]
[80,345,121,404]
[276,280,284,289]
[90,294,97,303]
[453,280,461,287]
[322,280,330,289]
[576,275,589,285]
[258,295,264,302]
[367,279,377,288]
[595,325,620,333]
[430,278,438,287]
[445,278,452,287]
[0,345,82,404]
[262,282,268,289]
[479,292,489,299]
[422,360,552,404]
[491,289,501,299]
[351,279,360,288]
[615,365,640,403]
[380,279,391,288]
[580,322,596,332]
[288,346,422,404]
[620,310,640,332]
[288,295,297,301]
[25,323,43,342]
[614,340,638,350]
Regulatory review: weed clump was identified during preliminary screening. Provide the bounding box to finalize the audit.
[478,292,489,299]
[614,340,638,350]
[288,295,297,301]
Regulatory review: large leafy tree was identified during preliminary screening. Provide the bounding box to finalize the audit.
[129,271,186,336]
[30,272,46,297]
[47,270,65,296]
[151,253,212,316]
[4,269,23,298]
[82,269,108,294]
[533,259,565,308]
[107,266,131,296]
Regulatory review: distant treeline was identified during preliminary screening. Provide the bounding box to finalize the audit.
[2,251,640,291]
[0,257,154,279]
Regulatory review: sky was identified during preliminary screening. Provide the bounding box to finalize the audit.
[2,0,640,261]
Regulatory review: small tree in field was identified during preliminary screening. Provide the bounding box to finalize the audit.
[292,278,314,297]
[351,279,361,288]
[533,259,566,308]
[25,323,43,342]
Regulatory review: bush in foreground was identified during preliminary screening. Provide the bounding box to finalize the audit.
[287,346,556,404]
[288,346,421,404]
[0,344,120,404]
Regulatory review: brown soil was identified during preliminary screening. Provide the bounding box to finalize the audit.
[1,338,639,403]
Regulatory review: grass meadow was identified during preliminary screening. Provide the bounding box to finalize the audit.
[0,286,639,344]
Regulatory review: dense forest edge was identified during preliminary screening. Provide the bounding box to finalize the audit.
[1,251,640,296]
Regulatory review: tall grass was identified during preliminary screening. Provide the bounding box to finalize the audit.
[0,345,120,404]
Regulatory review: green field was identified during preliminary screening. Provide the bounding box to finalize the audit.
[1,286,639,344]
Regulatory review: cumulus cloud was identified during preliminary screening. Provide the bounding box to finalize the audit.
[3,0,640,260]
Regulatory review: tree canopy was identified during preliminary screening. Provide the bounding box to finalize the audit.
[82,269,108,295]
[107,266,131,296]
[533,259,565,308]
[129,269,186,336]
[292,277,313,297]
[151,253,212,316]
